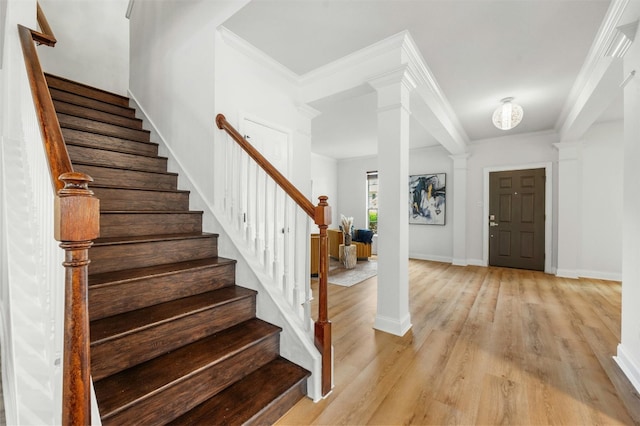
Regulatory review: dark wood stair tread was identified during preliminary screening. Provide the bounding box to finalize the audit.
[94,318,280,417]
[58,113,151,143]
[67,142,166,161]
[73,161,177,177]
[53,100,144,130]
[45,73,130,107]
[168,357,310,426]
[90,183,189,193]
[93,232,217,246]
[88,257,236,287]
[49,87,136,119]
[91,286,257,344]
[100,210,203,216]
[62,127,159,151]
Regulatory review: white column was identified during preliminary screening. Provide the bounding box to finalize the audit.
[616,41,640,394]
[369,67,415,336]
[450,153,469,266]
[554,141,581,278]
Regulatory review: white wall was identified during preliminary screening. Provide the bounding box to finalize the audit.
[579,120,624,280]
[129,3,325,398]
[408,146,453,262]
[466,131,559,265]
[616,26,640,394]
[334,146,454,262]
[311,152,338,231]
[1,1,65,423]
[330,126,624,278]
[214,29,312,195]
[38,0,129,95]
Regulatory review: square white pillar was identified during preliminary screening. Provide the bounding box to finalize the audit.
[369,67,415,336]
[450,154,469,266]
[554,141,581,278]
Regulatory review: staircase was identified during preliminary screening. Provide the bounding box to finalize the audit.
[46,74,310,425]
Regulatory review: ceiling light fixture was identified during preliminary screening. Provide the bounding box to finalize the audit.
[492,97,523,130]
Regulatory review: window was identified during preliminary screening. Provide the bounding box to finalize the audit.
[367,171,378,234]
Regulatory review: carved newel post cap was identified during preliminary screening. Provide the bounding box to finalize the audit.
[55,172,100,242]
[58,172,94,196]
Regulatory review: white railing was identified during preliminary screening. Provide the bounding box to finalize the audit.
[221,133,312,327]
[216,113,332,397]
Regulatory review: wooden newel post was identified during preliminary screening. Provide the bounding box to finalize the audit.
[314,195,332,396]
[55,172,99,426]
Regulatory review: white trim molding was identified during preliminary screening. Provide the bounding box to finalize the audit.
[615,344,640,394]
[374,313,412,337]
[555,0,630,130]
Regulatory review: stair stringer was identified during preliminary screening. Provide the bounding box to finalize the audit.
[128,91,323,402]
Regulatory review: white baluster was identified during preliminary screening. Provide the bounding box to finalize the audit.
[223,136,229,218]
[272,186,281,281]
[263,177,272,273]
[241,152,249,241]
[255,165,261,257]
[246,160,257,246]
[303,217,312,326]
[282,197,290,297]
[231,143,238,229]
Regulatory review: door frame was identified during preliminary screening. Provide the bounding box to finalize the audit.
[238,111,293,178]
[482,162,553,273]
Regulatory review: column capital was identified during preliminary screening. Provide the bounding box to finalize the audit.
[368,64,418,93]
[553,141,582,161]
[449,152,470,169]
[369,65,417,113]
[296,103,321,138]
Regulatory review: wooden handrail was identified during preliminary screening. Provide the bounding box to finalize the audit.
[19,4,99,425]
[216,113,333,396]
[216,114,315,218]
[18,24,70,192]
[36,2,56,46]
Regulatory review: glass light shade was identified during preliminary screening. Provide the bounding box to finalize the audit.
[492,98,523,130]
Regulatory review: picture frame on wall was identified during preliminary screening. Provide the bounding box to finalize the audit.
[409,173,446,225]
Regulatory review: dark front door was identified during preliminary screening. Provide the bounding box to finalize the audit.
[489,168,545,271]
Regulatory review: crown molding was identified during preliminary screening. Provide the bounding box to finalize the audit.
[555,0,630,130]
[299,31,408,85]
[218,26,299,84]
[400,32,470,148]
[298,103,322,120]
[219,27,468,154]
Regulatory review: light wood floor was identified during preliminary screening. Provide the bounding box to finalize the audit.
[277,260,640,425]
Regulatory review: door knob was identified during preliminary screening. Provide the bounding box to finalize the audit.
[490,222,499,227]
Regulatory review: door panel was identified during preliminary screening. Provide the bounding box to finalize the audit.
[489,168,545,271]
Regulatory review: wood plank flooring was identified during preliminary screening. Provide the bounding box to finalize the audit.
[277,260,639,425]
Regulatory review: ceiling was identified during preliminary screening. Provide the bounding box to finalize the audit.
[223,0,617,159]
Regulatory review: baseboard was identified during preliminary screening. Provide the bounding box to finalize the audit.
[466,258,485,267]
[615,344,640,394]
[374,313,412,337]
[555,268,579,279]
[557,268,621,281]
[408,253,452,263]
[578,269,622,282]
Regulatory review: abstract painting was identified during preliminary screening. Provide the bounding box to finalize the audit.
[409,173,446,225]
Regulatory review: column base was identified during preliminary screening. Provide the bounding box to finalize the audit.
[374,313,412,336]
